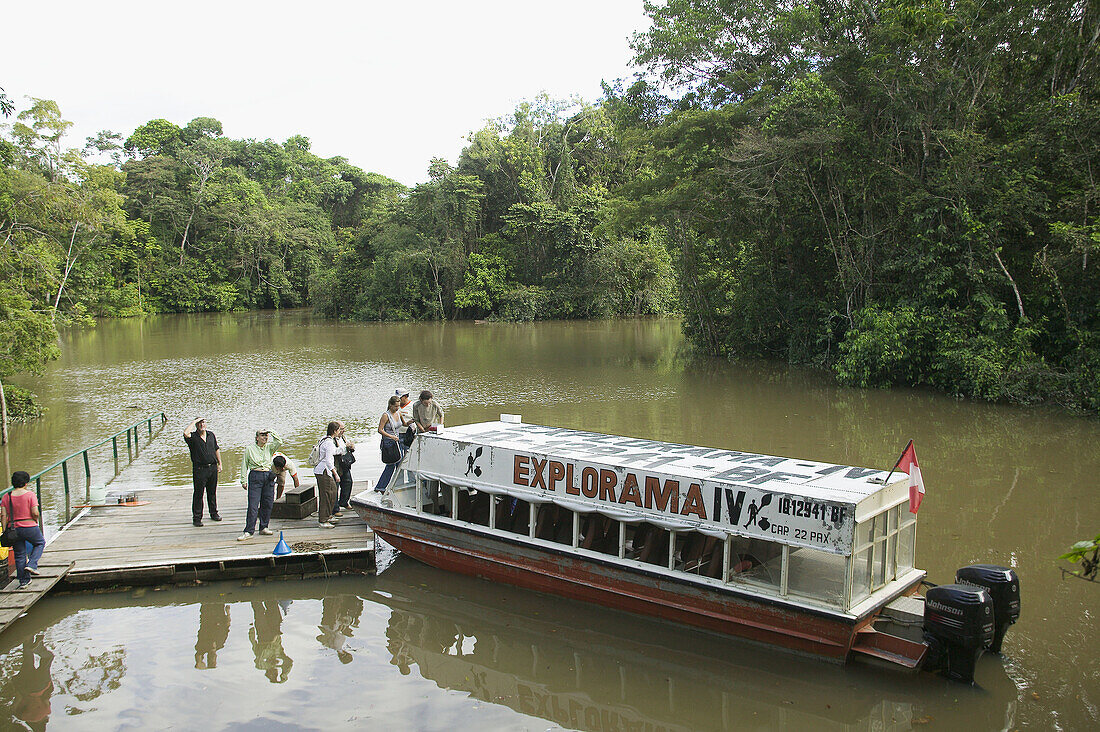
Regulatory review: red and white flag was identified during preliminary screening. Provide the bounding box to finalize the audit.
[896,441,925,514]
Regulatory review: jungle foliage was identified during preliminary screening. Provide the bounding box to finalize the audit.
[2,0,1098,414]
[621,0,1100,412]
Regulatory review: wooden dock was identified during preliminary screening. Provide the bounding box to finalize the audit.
[0,560,75,634]
[44,481,376,590]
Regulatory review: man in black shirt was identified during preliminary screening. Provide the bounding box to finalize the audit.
[184,417,223,526]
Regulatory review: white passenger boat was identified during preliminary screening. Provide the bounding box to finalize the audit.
[352,417,1020,681]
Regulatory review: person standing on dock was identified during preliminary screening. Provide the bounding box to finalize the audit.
[238,430,282,541]
[335,439,355,512]
[313,422,343,528]
[184,418,222,527]
[413,390,445,433]
[2,471,46,589]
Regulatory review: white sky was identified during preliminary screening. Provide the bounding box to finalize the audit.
[1,0,651,186]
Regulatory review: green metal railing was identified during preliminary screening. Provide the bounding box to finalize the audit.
[2,412,169,530]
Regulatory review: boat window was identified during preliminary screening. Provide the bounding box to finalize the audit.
[534,504,574,546]
[624,522,671,567]
[727,536,783,593]
[672,530,724,578]
[579,514,619,557]
[851,549,871,604]
[494,495,531,536]
[419,478,451,516]
[785,547,846,608]
[852,504,914,601]
[456,486,491,527]
[897,514,916,572]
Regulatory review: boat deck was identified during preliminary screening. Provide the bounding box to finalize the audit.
[44,483,376,590]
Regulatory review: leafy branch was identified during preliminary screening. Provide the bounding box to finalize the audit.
[1059,532,1100,582]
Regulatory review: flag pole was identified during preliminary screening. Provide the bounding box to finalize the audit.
[883,439,914,486]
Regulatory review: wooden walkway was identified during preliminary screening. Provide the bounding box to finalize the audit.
[44,481,376,589]
[0,560,75,634]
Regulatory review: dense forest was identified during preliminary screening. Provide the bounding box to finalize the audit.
[2,0,1098,418]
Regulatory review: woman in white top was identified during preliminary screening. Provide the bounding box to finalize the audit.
[375,396,404,492]
[313,421,344,527]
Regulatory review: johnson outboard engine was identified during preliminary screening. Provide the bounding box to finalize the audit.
[922,584,995,683]
[955,564,1020,653]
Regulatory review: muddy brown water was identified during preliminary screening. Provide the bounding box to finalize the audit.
[1,312,1096,730]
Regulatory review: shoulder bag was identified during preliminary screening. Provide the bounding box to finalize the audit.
[380,435,402,465]
[1,495,20,547]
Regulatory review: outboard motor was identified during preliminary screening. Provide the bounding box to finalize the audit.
[922,584,995,683]
[955,564,1020,653]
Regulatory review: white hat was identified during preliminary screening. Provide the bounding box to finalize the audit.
[396,388,410,397]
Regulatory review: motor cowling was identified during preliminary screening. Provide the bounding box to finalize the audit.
[922,584,995,683]
[955,564,1020,653]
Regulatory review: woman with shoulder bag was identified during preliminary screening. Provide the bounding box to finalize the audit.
[375,396,404,493]
[335,438,356,511]
[2,472,46,589]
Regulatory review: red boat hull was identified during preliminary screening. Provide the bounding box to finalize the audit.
[358,503,872,661]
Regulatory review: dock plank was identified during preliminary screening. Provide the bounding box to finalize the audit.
[45,486,376,585]
[0,561,75,634]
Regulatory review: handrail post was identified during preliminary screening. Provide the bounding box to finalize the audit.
[62,460,71,524]
[35,477,44,532]
[113,435,119,474]
[83,449,92,500]
[134,426,140,457]
[148,418,153,436]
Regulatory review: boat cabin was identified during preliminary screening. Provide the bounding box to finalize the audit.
[385,419,922,618]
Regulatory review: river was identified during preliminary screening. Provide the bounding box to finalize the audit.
[1,311,1096,730]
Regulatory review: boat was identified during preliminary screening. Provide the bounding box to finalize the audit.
[351,417,1021,682]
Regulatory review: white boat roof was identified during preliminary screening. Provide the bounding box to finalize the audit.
[432,421,902,509]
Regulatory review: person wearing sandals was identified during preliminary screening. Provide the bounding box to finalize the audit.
[2,471,46,588]
[375,396,404,492]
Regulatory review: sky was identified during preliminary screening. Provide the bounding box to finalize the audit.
[1,0,651,186]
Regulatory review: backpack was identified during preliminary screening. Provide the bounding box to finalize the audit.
[307,437,326,467]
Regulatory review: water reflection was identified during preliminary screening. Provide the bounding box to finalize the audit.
[2,635,55,730]
[194,602,229,670]
[317,595,364,665]
[0,566,1023,731]
[376,561,1019,732]
[250,599,293,683]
